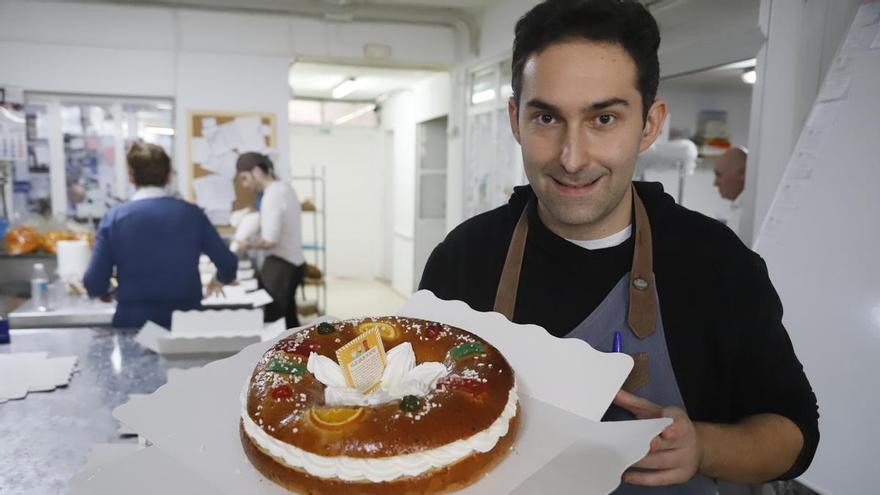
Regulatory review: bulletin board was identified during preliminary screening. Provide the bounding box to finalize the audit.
[187,110,276,225]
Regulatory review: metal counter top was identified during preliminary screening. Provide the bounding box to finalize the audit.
[0,327,216,494]
[8,292,115,329]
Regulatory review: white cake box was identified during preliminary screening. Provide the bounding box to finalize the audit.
[72,291,669,494]
[135,309,285,355]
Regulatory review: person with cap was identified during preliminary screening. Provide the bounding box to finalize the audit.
[235,152,305,328]
[84,142,237,328]
[419,1,818,492]
[713,146,748,238]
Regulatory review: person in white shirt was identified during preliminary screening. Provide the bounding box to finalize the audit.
[235,152,306,327]
[713,146,747,238]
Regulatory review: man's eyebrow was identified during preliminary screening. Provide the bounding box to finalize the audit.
[524,98,561,113]
[587,98,629,111]
[523,97,630,113]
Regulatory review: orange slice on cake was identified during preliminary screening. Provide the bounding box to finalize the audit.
[310,407,364,429]
[356,321,398,340]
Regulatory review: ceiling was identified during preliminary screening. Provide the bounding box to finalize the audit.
[74,0,499,18]
[661,59,757,92]
[289,62,444,101]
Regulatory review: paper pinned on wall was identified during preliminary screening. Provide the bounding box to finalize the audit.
[775,181,802,209]
[203,150,238,178]
[818,76,852,102]
[854,2,880,27]
[799,126,825,150]
[191,137,208,164]
[201,117,217,131]
[217,121,244,153]
[259,124,271,137]
[204,125,230,155]
[786,151,817,180]
[806,102,839,129]
[193,174,235,210]
[233,116,266,152]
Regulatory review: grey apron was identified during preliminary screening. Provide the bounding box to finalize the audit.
[493,186,716,495]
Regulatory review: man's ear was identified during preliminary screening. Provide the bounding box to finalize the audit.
[508,98,522,145]
[638,98,668,153]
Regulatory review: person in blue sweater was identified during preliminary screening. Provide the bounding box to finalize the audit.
[84,142,238,328]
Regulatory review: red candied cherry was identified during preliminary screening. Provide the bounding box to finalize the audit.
[271,385,293,400]
[425,324,443,339]
[274,338,321,356]
[437,375,489,395]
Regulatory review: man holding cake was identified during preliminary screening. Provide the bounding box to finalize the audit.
[419,0,819,492]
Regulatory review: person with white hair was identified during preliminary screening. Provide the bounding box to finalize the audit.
[713,146,748,237]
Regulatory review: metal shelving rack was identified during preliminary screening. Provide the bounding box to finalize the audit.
[291,166,326,319]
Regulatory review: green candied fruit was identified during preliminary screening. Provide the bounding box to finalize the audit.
[266,358,306,376]
[316,322,337,335]
[399,395,421,412]
[449,341,486,361]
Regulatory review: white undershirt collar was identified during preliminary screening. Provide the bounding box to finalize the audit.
[565,224,633,250]
[131,186,168,202]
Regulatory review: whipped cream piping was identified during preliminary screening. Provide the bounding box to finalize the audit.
[241,382,518,482]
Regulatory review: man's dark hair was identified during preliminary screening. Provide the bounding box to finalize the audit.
[236,152,275,176]
[511,0,661,122]
[127,142,170,187]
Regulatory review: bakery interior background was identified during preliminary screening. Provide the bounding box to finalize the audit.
[0,0,871,494]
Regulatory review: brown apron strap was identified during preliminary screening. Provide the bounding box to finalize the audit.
[492,186,657,338]
[628,186,657,339]
[493,198,532,320]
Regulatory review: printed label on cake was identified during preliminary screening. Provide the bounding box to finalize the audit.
[336,328,387,393]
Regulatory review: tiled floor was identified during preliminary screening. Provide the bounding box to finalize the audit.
[322,277,407,321]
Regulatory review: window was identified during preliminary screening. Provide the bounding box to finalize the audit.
[20,94,174,221]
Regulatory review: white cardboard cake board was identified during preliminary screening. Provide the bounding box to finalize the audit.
[75,295,669,495]
[0,352,78,401]
[202,287,273,308]
[238,278,259,292]
[135,316,286,356]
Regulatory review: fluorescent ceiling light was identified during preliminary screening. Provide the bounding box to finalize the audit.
[719,58,758,71]
[144,126,175,135]
[332,78,358,99]
[471,89,496,105]
[741,70,757,85]
[333,103,377,126]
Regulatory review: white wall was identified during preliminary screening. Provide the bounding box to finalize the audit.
[0,0,457,201]
[742,0,860,245]
[289,125,387,280]
[381,73,450,296]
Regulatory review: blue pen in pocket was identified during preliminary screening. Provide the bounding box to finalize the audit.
[612,330,622,353]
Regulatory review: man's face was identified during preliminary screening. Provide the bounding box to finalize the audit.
[509,40,666,238]
[237,171,257,192]
[713,151,745,200]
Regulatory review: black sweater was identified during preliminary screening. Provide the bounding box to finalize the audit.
[419,182,819,480]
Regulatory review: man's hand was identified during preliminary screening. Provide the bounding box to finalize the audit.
[613,390,702,486]
[204,277,226,299]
